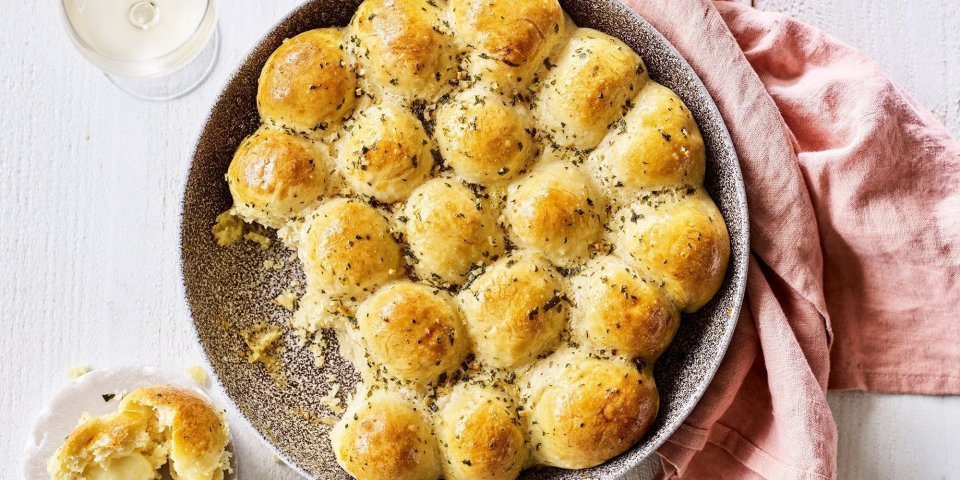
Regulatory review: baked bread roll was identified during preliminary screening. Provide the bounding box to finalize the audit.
[357,282,470,385]
[299,198,404,302]
[451,0,566,89]
[257,28,356,133]
[331,390,442,480]
[350,0,456,101]
[437,383,527,480]
[401,178,505,284]
[588,82,705,195]
[121,387,231,480]
[434,86,535,186]
[48,407,163,480]
[226,127,327,228]
[504,162,605,266]
[457,251,567,368]
[569,255,680,361]
[614,191,730,312]
[337,102,433,203]
[48,386,230,480]
[527,354,658,469]
[534,28,647,150]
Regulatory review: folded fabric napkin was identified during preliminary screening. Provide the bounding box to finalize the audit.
[616,0,960,478]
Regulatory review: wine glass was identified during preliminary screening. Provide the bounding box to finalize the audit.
[59,0,220,101]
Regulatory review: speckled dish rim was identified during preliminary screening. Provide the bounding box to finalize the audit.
[178,1,749,478]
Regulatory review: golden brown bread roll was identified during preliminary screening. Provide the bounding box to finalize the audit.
[451,0,566,88]
[434,86,536,185]
[331,390,442,480]
[120,387,231,480]
[48,407,163,480]
[534,28,647,150]
[48,386,231,480]
[526,353,658,469]
[504,162,606,266]
[226,127,327,228]
[569,255,680,361]
[437,383,527,480]
[401,178,505,285]
[299,198,404,302]
[588,82,706,195]
[357,282,470,385]
[257,28,356,133]
[350,0,457,101]
[337,102,433,203]
[613,191,730,313]
[457,251,567,368]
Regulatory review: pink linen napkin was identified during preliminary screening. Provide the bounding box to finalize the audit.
[616,1,960,478]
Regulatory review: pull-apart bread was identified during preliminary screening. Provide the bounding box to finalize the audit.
[218,0,730,477]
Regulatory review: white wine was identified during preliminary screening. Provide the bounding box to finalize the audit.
[61,0,217,77]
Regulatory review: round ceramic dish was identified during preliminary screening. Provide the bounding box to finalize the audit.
[180,1,750,478]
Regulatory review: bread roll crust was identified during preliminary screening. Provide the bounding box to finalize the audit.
[614,192,730,312]
[331,390,442,480]
[121,387,230,480]
[451,0,565,87]
[434,87,535,185]
[570,256,680,361]
[227,127,327,228]
[588,82,706,194]
[529,356,658,469]
[457,252,567,368]
[357,282,469,384]
[257,28,356,133]
[402,179,505,284]
[300,198,404,301]
[438,384,527,480]
[338,103,433,202]
[534,28,647,150]
[351,0,456,101]
[504,162,605,265]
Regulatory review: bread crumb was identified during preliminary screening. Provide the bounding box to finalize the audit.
[241,323,286,388]
[308,342,326,368]
[213,210,275,251]
[291,405,332,427]
[185,364,209,387]
[67,364,91,379]
[319,383,345,415]
[244,230,272,250]
[212,211,244,246]
[319,415,338,426]
[264,258,286,271]
[273,290,299,311]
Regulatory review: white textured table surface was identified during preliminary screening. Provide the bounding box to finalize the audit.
[1,1,958,479]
